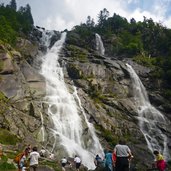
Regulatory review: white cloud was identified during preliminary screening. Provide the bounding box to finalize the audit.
[127,0,139,4]
[1,0,171,30]
[41,16,75,31]
[164,16,171,28]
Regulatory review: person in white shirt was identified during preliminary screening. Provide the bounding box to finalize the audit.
[74,155,81,171]
[39,147,46,157]
[61,157,68,171]
[29,147,40,171]
[114,139,133,171]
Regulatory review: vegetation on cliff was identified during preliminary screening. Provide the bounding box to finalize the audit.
[1,2,171,171]
[0,0,33,45]
[67,8,171,101]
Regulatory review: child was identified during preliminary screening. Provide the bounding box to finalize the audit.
[153,150,166,171]
[19,148,29,171]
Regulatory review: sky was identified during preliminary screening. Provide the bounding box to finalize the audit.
[1,0,171,31]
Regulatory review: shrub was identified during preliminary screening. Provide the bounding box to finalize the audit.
[0,156,16,170]
[133,54,156,68]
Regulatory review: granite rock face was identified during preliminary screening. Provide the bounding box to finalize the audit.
[0,29,171,171]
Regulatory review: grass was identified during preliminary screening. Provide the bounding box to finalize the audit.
[0,128,20,145]
[0,156,16,171]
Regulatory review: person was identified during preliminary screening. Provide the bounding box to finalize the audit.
[29,146,40,171]
[27,144,32,153]
[19,148,29,171]
[74,155,81,171]
[61,157,68,171]
[112,151,117,170]
[104,150,113,171]
[49,153,55,160]
[114,139,133,171]
[39,147,46,157]
[153,150,166,171]
[94,154,103,167]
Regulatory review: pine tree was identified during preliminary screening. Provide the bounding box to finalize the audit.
[9,0,17,11]
[97,8,109,27]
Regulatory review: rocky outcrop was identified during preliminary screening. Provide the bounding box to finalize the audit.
[0,39,46,148]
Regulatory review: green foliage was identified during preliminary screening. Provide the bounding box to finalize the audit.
[0,154,16,171]
[18,4,34,33]
[95,125,117,146]
[0,16,17,44]
[0,92,8,115]
[164,89,171,100]
[67,44,88,61]
[67,64,83,79]
[133,54,156,68]
[0,1,34,45]
[167,160,171,170]
[0,128,20,145]
[8,0,17,11]
[0,92,8,102]
[40,160,60,171]
[97,8,109,28]
[0,60,4,72]
[69,9,171,91]
[0,160,16,171]
[150,67,164,79]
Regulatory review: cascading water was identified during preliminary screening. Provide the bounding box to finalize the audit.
[95,33,105,56]
[39,31,103,169]
[126,63,170,160]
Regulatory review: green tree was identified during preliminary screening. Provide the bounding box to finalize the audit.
[9,0,17,11]
[97,8,109,27]
[0,16,16,44]
[86,16,95,28]
[18,4,34,33]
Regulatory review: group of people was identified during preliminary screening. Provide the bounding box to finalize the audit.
[61,155,81,171]
[16,144,82,171]
[15,140,167,171]
[94,139,133,171]
[94,139,167,171]
[17,145,40,171]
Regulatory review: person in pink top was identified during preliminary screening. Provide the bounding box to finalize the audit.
[153,150,166,171]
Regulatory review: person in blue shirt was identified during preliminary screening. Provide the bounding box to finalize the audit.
[104,150,113,171]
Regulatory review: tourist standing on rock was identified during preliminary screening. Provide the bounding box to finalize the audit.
[74,155,81,171]
[94,154,104,168]
[19,148,29,171]
[39,147,46,157]
[104,150,113,171]
[61,157,69,171]
[114,139,133,171]
[153,150,166,171]
[29,146,40,171]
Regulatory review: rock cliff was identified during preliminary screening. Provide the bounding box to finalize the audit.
[0,28,171,170]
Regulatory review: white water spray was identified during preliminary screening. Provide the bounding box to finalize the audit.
[126,64,170,160]
[39,31,103,169]
[95,33,105,56]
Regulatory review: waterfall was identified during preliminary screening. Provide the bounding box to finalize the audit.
[95,33,105,56]
[39,31,103,169]
[126,64,170,160]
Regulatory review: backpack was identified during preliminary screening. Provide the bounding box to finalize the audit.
[13,152,24,164]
